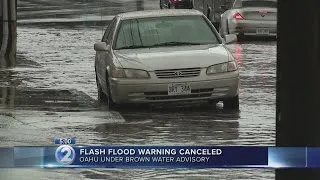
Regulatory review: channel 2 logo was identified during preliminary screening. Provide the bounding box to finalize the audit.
[55,145,76,165]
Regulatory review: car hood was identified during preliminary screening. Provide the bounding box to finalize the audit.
[113,44,231,71]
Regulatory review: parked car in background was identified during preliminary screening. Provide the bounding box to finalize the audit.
[220,0,277,38]
[94,9,240,109]
[160,0,233,31]
[160,0,193,9]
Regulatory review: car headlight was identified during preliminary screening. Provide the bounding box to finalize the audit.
[206,61,238,75]
[110,67,150,79]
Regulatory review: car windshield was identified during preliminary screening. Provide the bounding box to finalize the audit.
[241,0,277,8]
[114,16,220,50]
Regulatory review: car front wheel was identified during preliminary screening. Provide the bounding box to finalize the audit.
[96,75,107,103]
[96,75,116,108]
[223,95,239,110]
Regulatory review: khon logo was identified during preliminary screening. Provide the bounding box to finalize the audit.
[55,145,76,165]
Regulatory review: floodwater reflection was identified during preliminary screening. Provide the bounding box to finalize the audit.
[94,104,240,145]
[0,70,17,109]
[0,86,16,108]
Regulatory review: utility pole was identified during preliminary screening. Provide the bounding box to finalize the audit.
[276,0,320,179]
[0,0,17,68]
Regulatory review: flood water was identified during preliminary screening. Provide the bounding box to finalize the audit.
[0,0,276,179]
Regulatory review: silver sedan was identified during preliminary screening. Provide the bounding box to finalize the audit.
[220,0,277,38]
[94,9,240,109]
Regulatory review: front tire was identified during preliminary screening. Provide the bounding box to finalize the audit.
[96,75,108,103]
[223,95,239,110]
[96,75,116,108]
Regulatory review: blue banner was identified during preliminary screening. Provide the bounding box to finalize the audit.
[0,146,319,168]
[307,148,320,168]
[44,146,268,168]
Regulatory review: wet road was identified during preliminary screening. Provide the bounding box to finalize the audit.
[0,0,275,179]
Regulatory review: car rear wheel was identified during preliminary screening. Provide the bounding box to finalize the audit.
[223,95,239,110]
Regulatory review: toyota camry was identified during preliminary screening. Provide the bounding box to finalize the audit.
[94,9,240,109]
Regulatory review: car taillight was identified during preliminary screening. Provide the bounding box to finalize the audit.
[233,12,244,20]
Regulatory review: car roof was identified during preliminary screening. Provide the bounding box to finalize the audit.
[116,9,204,20]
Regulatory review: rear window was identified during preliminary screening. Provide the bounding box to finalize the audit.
[235,0,277,8]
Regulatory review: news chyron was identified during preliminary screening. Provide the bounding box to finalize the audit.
[55,138,76,165]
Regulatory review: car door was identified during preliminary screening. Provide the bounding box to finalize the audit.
[96,18,117,89]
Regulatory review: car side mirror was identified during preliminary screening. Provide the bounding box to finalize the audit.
[94,42,110,51]
[224,34,237,44]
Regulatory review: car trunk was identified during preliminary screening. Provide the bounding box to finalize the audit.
[240,7,277,21]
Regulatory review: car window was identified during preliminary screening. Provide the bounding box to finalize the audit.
[236,0,277,8]
[102,18,116,42]
[114,15,220,50]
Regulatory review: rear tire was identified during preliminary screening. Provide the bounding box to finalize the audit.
[223,95,239,110]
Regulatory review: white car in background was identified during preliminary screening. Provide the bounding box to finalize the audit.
[220,0,277,38]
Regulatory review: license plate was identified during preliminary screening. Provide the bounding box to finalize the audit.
[168,83,191,96]
[256,28,269,35]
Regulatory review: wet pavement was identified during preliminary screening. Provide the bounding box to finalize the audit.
[0,0,275,179]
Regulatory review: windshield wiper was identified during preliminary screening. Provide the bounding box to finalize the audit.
[115,45,147,50]
[149,41,203,47]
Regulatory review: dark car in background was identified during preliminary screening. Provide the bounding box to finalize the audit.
[160,0,233,30]
[160,0,193,9]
